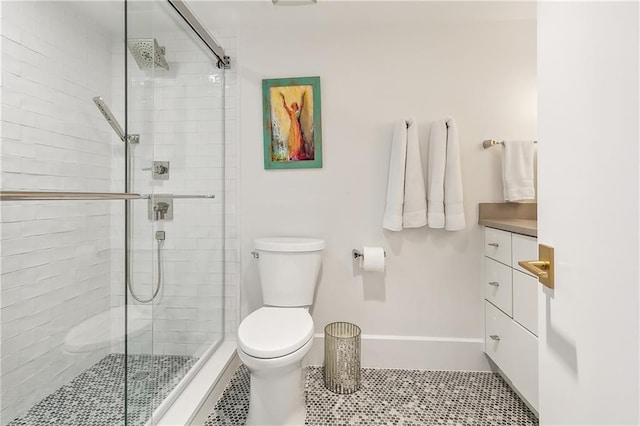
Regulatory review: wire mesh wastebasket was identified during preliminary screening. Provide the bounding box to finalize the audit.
[324,322,361,394]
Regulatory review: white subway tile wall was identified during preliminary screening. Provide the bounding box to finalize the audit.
[1,1,238,423]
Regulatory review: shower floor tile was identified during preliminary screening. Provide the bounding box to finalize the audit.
[205,365,538,426]
[7,353,197,426]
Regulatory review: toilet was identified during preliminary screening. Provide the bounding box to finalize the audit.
[237,237,324,426]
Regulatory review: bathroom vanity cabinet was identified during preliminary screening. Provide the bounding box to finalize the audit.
[483,226,539,414]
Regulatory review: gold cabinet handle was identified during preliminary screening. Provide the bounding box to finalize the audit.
[488,243,499,247]
[489,335,500,341]
[517,244,555,289]
[488,281,500,287]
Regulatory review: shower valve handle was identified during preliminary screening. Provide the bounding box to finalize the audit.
[154,202,170,220]
[143,161,170,180]
[143,164,168,174]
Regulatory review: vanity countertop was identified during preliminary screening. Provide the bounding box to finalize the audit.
[478,203,537,237]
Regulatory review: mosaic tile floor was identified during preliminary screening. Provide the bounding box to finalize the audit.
[205,365,539,426]
[8,353,197,426]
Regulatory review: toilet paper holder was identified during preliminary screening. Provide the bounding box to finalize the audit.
[352,249,386,259]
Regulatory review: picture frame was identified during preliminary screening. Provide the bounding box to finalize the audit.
[262,76,322,169]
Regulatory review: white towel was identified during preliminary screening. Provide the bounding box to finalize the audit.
[382,120,408,231]
[443,118,465,230]
[383,118,427,231]
[427,120,447,228]
[402,118,427,228]
[502,140,535,202]
[427,117,465,231]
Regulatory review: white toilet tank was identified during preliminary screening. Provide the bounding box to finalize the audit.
[254,237,324,307]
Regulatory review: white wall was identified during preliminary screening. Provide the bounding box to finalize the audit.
[537,2,640,424]
[0,1,118,422]
[231,16,537,369]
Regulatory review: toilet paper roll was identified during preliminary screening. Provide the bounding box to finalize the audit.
[361,246,385,272]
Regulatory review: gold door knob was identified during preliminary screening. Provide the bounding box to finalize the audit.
[518,244,555,289]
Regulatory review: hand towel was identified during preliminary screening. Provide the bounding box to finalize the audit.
[402,118,427,228]
[502,140,535,202]
[443,118,465,230]
[383,120,408,231]
[427,117,465,230]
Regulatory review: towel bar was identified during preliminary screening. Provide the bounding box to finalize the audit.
[483,139,538,149]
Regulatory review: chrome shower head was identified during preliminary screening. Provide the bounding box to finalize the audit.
[128,39,169,71]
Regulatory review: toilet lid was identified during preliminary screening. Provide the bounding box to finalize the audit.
[238,307,314,359]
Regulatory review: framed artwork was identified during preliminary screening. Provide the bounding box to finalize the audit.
[262,76,322,169]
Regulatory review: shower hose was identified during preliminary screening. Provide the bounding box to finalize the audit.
[128,235,164,304]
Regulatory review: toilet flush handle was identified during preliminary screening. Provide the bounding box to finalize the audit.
[251,251,259,259]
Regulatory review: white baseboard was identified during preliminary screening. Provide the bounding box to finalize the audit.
[305,334,490,371]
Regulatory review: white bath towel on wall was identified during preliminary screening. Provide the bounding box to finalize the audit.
[502,140,535,202]
[443,118,465,230]
[427,117,465,231]
[427,120,447,228]
[383,118,427,231]
[382,120,408,231]
[402,118,427,228]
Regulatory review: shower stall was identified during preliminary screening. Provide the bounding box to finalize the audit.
[0,0,233,424]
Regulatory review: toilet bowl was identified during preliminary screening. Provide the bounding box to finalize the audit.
[237,307,314,426]
[238,237,324,426]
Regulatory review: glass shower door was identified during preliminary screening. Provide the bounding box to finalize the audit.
[0,1,129,424]
[125,1,226,423]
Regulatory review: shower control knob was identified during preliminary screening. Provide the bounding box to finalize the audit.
[143,161,170,180]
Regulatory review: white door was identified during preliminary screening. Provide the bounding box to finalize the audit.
[537,2,639,424]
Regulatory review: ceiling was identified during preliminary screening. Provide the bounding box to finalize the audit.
[71,0,536,45]
[188,0,536,30]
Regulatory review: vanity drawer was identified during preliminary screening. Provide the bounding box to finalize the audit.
[484,227,512,266]
[510,320,539,412]
[484,258,513,316]
[484,301,513,370]
[485,301,538,412]
[513,270,538,336]
[512,233,538,277]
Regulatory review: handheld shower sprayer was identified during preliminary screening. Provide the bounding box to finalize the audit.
[92,96,139,144]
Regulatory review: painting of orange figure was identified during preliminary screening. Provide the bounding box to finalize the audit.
[262,76,322,169]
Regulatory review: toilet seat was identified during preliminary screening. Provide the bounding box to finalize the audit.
[238,307,313,359]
